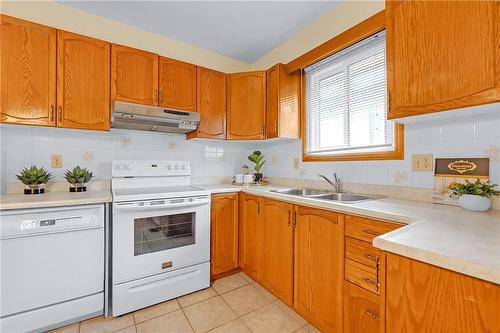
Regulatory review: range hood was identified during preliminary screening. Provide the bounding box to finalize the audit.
[111,101,200,134]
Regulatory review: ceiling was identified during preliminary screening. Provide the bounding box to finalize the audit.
[57,1,339,63]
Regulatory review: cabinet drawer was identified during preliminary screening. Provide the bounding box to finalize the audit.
[345,215,400,243]
[344,281,382,333]
[345,258,379,294]
[345,237,381,269]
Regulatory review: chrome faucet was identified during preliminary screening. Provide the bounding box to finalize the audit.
[318,173,343,192]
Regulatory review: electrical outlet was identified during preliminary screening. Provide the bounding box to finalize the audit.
[51,154,62,168]
[293,158,300,170]
[412,154,433,171]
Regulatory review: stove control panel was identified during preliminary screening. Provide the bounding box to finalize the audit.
[112,160,191,177]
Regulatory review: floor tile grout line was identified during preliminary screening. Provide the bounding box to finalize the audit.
[272,299,309,328]
[133,299,181,326]
[179,307,196,333]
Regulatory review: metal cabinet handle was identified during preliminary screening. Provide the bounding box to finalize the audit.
[362,277,376,286]
[365,254,379,262]
[364,310,380,320]
[288,211,291,226]
[57,106,62,122]
[363,229,380,236]
[49,104,55,121]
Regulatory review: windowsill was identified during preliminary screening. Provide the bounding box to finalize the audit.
[302,123,404,161]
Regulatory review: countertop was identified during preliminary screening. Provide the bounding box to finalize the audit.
[199,184,500,285]
[0,190,112,210]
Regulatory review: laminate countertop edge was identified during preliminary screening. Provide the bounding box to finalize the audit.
[0,190,112,210]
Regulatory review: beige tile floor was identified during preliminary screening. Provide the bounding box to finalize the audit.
[48,272,321,333]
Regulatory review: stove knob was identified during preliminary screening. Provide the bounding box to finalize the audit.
[174,165,179,170]
[181,164,186,170]
[167,165,172,170]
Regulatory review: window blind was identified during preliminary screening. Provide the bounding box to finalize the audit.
[305,31,393,156]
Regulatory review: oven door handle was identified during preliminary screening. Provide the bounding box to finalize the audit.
[114,199,209,211]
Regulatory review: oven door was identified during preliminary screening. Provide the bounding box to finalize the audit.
[112,196,210,284]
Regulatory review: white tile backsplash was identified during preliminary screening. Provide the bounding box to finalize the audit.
[252,113,500,189]
[1,112,499,194]
[0,125,252,193]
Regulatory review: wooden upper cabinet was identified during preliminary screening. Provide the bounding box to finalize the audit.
[239,194,262,281]
[294,206,343,333]
[187,67,226,139]
[111,44,158,106]
[386,0,500,118]
[227,71,266,140]
[57,31,110,131]
[210,193,239,278]
[265,64,300,139]
[386,253,500,332]
[1,15,56,126]
[261,198,294,305]
[159,57,196,111]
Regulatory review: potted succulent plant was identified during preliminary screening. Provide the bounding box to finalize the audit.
[248,151,266,182]
[65,166,94,192]
[445,179,499,212]
[16,166,53,194]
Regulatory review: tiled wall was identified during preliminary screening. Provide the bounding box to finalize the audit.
[253,112,500,189]
[1,112,499,194]
[0,125,253,193]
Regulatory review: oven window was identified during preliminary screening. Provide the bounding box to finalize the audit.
[134,212,195,256]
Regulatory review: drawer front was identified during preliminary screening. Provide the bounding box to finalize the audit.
[345,258,379,294]
[346,215,401,243]
[345,237,381,269]
[344,281,382,333]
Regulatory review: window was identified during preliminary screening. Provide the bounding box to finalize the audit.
[304,31,403,161]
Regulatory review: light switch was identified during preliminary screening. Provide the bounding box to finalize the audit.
[412,154,433,171]
[51,154,62,168]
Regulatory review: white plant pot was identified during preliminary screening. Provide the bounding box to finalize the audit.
[458,194,491,212]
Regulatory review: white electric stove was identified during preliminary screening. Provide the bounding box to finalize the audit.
[111,160,210,316]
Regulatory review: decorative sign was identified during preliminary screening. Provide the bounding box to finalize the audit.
[435,158,489,179]
[433,158,490,206]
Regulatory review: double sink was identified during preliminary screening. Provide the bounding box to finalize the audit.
[269,188,381,203]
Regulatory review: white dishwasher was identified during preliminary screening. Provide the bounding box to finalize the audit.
[0,204,105,333]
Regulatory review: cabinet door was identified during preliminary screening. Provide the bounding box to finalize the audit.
[57,31,110,130]
[1,15,56,126]
[210,193,239,278]
[387,1,500,118]
[344,282,382,333]
[261,198,294,305]
[239,194,262,281]
[266,64,300,139]
[187,67,226,139]
[294,206,343,333]
[111,44,158,106]
[386,253,500,332]
[159,57,196,111]
[227,71,266,140]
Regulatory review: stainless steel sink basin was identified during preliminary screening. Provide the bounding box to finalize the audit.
[315,192,380,203]
[270,188,333,197]
[270,187,381,203]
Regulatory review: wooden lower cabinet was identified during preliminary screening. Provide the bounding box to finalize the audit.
[344,282,383,333]
[386,253,500,332]
[294,206,344,333]
[210,193,239,278]
[261,198,294,305]
[239,194,262,281]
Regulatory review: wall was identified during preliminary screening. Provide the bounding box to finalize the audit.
[0,125,253,193]
[251,0,385,70]
[254,112,500,189]
[0,0,249,73]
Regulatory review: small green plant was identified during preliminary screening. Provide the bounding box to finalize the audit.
[445,179,500,198]
[16,166,53,185]
[248,151,266,173]
[65,166,94,185]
